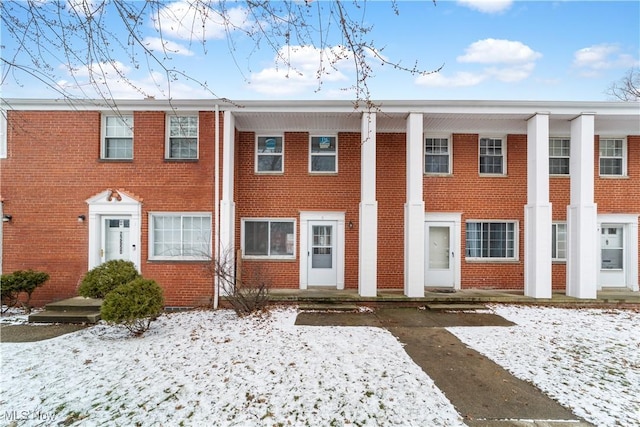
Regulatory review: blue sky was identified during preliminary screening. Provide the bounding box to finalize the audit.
[1,0,638,101]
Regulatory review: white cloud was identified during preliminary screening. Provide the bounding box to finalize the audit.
[143,37,194,57]
[573,43,638,77]
[416,71,486,87]
[457,0,513,14]
[458,39,542,64]
[249,45,354,96]
[154,0,252,41]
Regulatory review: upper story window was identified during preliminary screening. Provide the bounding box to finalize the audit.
[256,136,284,173]
[549,138,570,175]
[167,115,198,160]
[599,138,626,177]
[102,115,133,160]
[552,223,567,261]
[425,137,451,174]
[242,218,296,259]
[479,137,506,175]
[149,213,211,260]
[466,221,517,260]
[310,136,337,173]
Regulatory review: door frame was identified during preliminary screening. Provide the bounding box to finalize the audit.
[101,216,132,264]
[424,212,462,290]
[86,189,142,271]
[299,211,345,290]
[597,214,638,291]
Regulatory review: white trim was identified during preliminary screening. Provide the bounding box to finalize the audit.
[299,211,345,290]
[255,134,284,174]
[465,220,520,262]
[148,212,213,261]
[598,137,628,177]
[309,135,338,174]
[425,212,462,289]
[0,111,6,159]
[101,113,134,160]
[165,113,199,160]
[240,217,297,260]
[597,214,639,291]
[478,136,507,176]
[424,134,453,176]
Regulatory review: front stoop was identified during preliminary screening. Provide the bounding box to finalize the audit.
[28,297,102,324]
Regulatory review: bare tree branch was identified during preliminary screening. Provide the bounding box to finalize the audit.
[607,67,640,101]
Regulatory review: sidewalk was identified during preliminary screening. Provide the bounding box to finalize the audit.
[296,308,595,427]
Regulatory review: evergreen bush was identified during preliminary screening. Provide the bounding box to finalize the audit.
[100,278,164,335]
[1,269,49,313]
[78,260,139,299]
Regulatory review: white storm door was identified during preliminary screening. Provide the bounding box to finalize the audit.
[425,222,455,287]
[308,221,338,286]
[101,217,131,263]
[600,224,625,287]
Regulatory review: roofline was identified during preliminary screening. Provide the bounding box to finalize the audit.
[1,98,638,116]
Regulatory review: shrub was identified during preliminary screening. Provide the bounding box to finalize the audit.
[1,270,49,313]
[100,278,164,336]
[78,260,139,299]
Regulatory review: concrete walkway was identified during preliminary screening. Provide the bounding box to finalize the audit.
[296,308,594,427]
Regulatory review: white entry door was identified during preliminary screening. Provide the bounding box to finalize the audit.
[101,217,131,264]
[308,221,337,286]
[600,224,625,287]
[425,222,455,287]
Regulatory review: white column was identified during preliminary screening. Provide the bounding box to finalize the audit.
[524,113,552,298]
[359,112,378,297]
[219,111,236,257]
[404,113,425,297]
[566,113,598,299]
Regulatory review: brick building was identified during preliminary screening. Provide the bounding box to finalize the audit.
[1,99,638,307]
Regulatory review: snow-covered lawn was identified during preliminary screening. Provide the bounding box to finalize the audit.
[0,308,463,427]
[1,305,639,427]
[449,305,640,427]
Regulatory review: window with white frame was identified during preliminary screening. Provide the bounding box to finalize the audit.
[256,136,283,173]
[310,136,337,173]
[242,219,296,258]
[549,138,570,175]
[599,138,626,176]
[552,223,567,261]
[167,115,198,159]
[425,137,451,174]
[102,115,133,159]
[466,221,517,260]
[149,213,211,260]
[479,137,506,175]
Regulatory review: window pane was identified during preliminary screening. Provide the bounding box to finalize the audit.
[105,116,133,137]
[257,137,283,153]
[549,158,569,175]
[170,138,197,159]
[105,138,133,159]
[170,116,198,137]
[311,156,336,172]
[257,155,283,172]
[270,222,294,255]
[244,221,269,256]
[600,158,622,175]
[479,156,503,174]
[426,155,449,173]
[311,136,336,153]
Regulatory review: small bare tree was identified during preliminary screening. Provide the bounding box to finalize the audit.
[202,247,271,316]
[607,67,640,101]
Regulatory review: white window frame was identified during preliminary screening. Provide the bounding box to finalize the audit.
[241,218,297,260]
[101,114,134,160]
[255,135,284,174]
[549,137,570,176]
[552,222,567,261]
[148,212,212,261]
[599,137,627,177]
[465,220,518,261]
[479,136,507,175]
[309,135,338,173]
[424,135,452,175]
[0,111,7,159]
[166,114,199,160]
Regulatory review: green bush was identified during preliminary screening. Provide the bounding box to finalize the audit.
[100,278,164,336]
[78,260,140,299]
[1,270,49,313]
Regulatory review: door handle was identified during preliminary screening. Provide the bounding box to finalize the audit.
[100,249,104,258]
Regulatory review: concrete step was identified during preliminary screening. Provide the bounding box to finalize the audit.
[425,303,488,311]
[298,303,360,312]
[29,310,101,324]
[44,296,102,312]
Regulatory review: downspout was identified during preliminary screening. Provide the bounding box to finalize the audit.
[213,104,220,309]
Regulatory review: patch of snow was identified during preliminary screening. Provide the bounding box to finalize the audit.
[448,305,640,427]
[1,308,464,426]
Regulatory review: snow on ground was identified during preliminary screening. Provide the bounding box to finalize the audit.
[448,305,640,427]
[1,308,463,427]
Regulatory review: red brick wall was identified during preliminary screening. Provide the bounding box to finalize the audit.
[1,110,219,307]
[234,131,361,289]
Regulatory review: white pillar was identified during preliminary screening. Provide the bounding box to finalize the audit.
[359,112,378,297]
[524,113,552,298]
[566,114,598,299]
[220,111,236,257]
[404,113,425,297]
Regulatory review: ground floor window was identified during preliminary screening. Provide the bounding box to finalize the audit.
[552,223,567,261]
[149,213,211,260]
[465,221,517,260]
[242,219,296,259]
